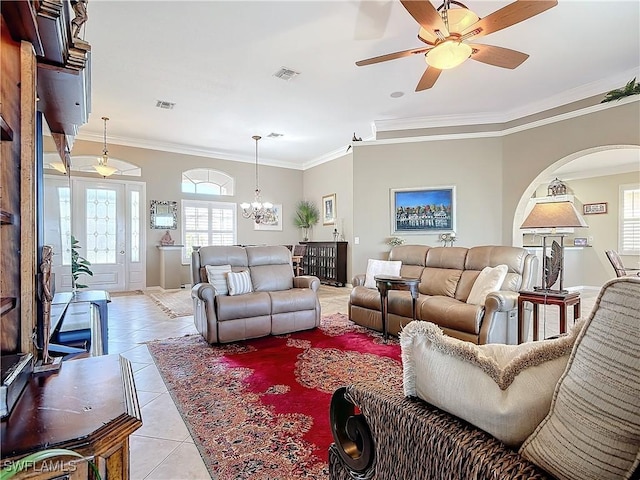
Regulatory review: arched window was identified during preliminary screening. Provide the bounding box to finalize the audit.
[182,168,234,195]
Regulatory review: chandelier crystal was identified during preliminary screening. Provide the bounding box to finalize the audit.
[240,135,274,224]
[94,116,117,177]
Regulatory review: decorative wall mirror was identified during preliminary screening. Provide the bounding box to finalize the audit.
[150,200,178,229]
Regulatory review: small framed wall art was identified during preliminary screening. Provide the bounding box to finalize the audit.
[254,204,283,231]
[322,194,336,225]
[583,202,607,215]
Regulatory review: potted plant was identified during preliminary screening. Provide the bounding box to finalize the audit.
[293,200,319,241]
[71,235,93,290]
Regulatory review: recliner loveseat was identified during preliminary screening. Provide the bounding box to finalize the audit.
[349,245,537,344]
[191,245,321,343]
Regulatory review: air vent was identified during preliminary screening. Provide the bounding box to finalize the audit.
[273,67,300,81]
[267,132,284,138]
[155,100,176,110]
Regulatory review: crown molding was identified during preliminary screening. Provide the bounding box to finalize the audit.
[374,66,640,133]
[359,96,639,147]
[73,132,304,170]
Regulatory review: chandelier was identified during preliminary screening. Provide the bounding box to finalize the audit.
[94,116,117,177]
[240,135,273,224]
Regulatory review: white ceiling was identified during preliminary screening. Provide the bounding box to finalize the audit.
[77,0,640,170]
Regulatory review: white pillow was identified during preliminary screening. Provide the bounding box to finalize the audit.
[400,320,582,447]
[205,264,232,296]
[466,264,508,305]
[364,259,402,289]
[227,270,253,296]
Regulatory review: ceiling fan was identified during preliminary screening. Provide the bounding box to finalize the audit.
[356,0,558,91]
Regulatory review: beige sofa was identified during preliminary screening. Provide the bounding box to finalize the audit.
[349,245,537,344]
[191,245,321,343]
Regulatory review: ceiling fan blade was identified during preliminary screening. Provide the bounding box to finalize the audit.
[469,44,529,69]
[415,66,442,91]
[461,0,558,40]
[356,47,430,66]
[400,0,449,38]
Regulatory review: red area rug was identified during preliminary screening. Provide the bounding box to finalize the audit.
[146,313,401,479]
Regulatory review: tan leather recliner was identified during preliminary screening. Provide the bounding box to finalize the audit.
[191,245,321,343]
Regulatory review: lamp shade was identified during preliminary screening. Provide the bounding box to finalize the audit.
[521,201,588,229]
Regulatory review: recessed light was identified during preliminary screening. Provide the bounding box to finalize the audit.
[390,91,404,98]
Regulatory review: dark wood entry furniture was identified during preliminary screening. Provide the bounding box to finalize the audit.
[1,354,142,479]
[301,241,348,286]
[375,275,420,342]
[517,290,581,344]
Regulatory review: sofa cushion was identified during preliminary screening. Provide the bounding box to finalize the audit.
[251,264,294,292]
[401,320,582,447]
[466,265,508,306]
[227,270,253,296]
[520,277,640,480]
[418,295,483,334]
[364,259,402,289]
[205,264,231,296]
[269,289,317,313]
[216,291,271,321]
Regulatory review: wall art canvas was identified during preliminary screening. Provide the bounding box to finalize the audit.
[391,186,455,234]
[254,204,283,231]
[322,194,336,225]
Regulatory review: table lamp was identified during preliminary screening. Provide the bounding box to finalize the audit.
[521,201,588,293]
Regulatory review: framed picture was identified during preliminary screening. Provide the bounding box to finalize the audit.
[391,186,456,234]
[573,237,588,246]
[583,202,607,215]
[322,194,336,225]
[254,204,283,231]
[150,200,178,229]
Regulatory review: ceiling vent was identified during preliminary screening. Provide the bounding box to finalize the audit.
[155,100,176,110]
[273,67,300,81]
[267,132,284,138]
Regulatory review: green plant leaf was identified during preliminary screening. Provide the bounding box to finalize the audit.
[293,200,319,229]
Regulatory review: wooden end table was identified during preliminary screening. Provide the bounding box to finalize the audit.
[375,275,420,342]
[517,290,581,344]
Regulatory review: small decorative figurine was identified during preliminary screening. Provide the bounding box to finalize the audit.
[160,230,175,246]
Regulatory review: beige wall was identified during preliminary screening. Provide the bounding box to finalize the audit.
[302,153,354,280]
[350,137,504,275]
[59,139,303,287]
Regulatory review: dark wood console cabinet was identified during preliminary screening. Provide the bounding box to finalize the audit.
[301,241,348,287]
[1,355,142,480]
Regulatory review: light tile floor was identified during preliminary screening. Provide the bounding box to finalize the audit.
[108,284,599,479]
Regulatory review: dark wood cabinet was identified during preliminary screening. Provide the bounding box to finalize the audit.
[1,355,142,480]
[301,241,348,286]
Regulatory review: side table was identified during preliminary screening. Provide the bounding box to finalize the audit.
[375,275,420,342]
[517,290,581,344]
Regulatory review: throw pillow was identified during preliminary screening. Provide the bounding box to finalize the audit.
[466,264,509,305]
[364,259,402,289]
[520,278,640,480]
[400,319,582,447]
[205,264,232,296]
[227,270,253,296]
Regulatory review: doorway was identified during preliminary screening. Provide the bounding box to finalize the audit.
[43,175,146,292]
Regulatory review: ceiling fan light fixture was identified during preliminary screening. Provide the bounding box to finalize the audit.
[426,40,472,69]
[445,7,479,33]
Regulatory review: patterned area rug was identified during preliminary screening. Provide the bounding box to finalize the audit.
[145,289,192,318]
[146,313,402,479]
